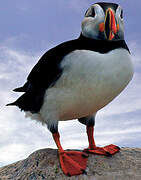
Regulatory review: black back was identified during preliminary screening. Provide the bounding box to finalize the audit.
[7,34,129,113]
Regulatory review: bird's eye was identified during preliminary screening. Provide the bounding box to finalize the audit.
[120,9,123,19]
[85,7,96,17]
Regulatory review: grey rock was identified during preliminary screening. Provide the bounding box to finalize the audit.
[0,148,141,180]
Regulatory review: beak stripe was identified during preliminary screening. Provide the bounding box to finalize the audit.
[104,8,117,40]
[109,9,117,34]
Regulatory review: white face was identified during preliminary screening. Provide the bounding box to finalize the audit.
[81,4,124,41]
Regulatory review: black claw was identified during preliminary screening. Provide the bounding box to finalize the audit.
[116,146,121,150]
[83,149,90,153]
[106,152,112,157]
[67,173,71,177]
[82,153,89,158]
[81,169,87,175]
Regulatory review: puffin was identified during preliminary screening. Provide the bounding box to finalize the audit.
[7,2,134,176]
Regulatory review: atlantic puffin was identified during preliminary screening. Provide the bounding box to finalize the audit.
[7,2,134,176]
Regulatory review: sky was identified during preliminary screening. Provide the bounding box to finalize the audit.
[0,0,141,167]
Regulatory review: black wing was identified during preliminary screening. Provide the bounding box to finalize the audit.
[14,39,81,92]
[7,39,80,112]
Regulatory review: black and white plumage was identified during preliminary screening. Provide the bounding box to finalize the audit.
[7,2,133,133]
[7,3,134,176]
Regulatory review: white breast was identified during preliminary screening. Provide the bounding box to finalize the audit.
[40,49,134,122]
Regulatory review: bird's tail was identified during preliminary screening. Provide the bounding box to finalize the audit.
[6,102,17,106]
[13,82,31,92]
[6,90,46,113]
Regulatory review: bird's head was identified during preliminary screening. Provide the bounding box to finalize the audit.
[81,2,124,41]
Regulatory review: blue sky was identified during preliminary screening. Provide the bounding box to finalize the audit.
[0,0,141,167]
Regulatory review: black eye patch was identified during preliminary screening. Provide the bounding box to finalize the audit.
[120,9,123,19]
[85,7,96,17]
[91,8,96,17]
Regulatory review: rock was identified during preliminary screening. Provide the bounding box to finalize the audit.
[0,148,141,180]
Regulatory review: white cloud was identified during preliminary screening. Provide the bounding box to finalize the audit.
[0,47,48,166]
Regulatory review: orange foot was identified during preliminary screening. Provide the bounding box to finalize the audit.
[84,144,120,156]
[59,151,88,176]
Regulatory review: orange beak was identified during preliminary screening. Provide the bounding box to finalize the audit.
[99,8,119,40]
[105,8,117,40]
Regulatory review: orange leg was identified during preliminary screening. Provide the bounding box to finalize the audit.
[84,126,120,156]
[53,132,88,176]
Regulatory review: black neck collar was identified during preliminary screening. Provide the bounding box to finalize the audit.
[78,33,130,54]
